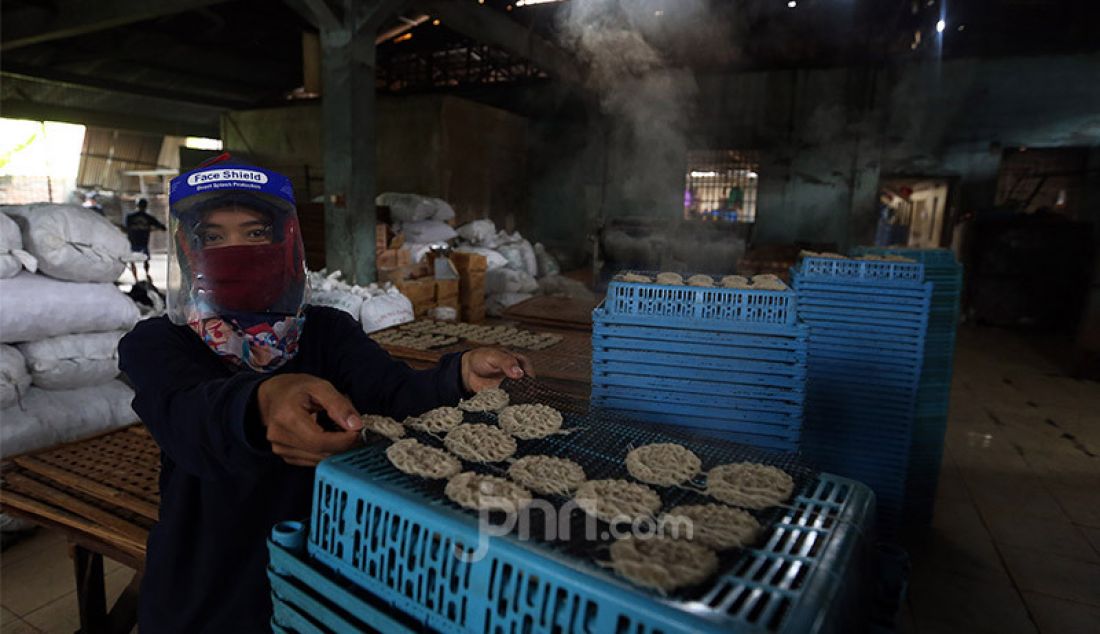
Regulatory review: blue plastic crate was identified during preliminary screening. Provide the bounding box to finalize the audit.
[590,384,803,416]
[796,257,926,284]
[604,272,797,326]
[592,348,807,378]
[592,358,806,390]
[301,434,876,634]
[592,372,804,403]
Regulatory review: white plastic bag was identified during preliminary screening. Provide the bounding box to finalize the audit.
[455,219,497,245]
[361,288,415,333]
[5,204,131,282]
[309,289,364,318]
[376,193,455,223]
[1,344,31,408]
[0,272,140,343]
[0,406,60,460]
[2,380,136,459]
[486,292,534,317]
[0,212,37,279]
[400,221,457,245]
[404,242,436,264]
[534,243,561,277]
[453,246,509,270]
[17,331,124,390]
[486,268,538,294]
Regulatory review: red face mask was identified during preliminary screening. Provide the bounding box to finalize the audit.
[194,244,290,313]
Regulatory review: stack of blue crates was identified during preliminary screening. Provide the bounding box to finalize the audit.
[792,256,932,537]
[852,247,963,528]
[591,272,806,452]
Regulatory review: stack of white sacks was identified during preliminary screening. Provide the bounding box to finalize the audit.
[0,205,141,464]
[307,270,415,333]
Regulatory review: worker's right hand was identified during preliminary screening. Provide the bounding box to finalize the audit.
[256,374,364,467]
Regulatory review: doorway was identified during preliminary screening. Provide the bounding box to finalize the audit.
[877,177,953,248]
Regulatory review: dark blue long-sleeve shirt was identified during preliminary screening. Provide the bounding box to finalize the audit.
[119,305,467,633]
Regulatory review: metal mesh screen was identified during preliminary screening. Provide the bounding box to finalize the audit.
[685,150,760,223]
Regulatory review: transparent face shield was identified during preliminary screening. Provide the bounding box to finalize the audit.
[167,190,308,325]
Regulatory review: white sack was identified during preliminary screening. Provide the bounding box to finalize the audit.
[17,331,124,390]
[486,268,538,294]
[0,213,37,279]
[486,292,535,317]
[309,289,364,318]
[361,288,415,333]
[376,193,455,223]
[534,243,561,278]
[0,406,60,460]
[453,246,509,270]
[538,275,596,302]
[5,204,131,282]
[455,219,497,245]
[1,344,31,408]
[0,272,140,343]
[2,381,136,460]
[404,242,436,264]
[401,221,457,245]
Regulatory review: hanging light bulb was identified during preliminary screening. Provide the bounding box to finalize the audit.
[936,19,946,33]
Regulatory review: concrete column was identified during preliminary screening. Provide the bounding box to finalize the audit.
[320,20,378,283]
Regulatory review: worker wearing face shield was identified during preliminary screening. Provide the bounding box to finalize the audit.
[118,156,533,632]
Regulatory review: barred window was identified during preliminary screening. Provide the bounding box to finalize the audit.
[684,150,759,223]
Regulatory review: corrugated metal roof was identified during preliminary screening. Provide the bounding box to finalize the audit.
[77,127,166,191]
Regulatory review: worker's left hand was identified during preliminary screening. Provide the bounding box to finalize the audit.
[461,347,535,393]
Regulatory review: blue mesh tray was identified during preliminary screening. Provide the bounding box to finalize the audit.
[590,384,804,416]
[793,280,934,299]
[302,383,875,634]
[593,334,807,363]
[592,372,804,402]
[592,359,806,389]
[603,272,797,326]
[590,396,802,433]
[592,348,807,377]
[796,257,926,285]
[796,309,929,331]
[585,406,802,450]
[592,317,808,347]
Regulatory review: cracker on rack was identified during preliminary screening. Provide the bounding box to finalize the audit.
[686,274,714,287]
[720,275,750,289]
[444,424,517,463]
[385,439,461,480]
[404,407,464,434]
[359,414,405,441]
[625,443,702,487]
[619,273,652,283]
[575,479,662,524]
[607,536,718,592]
[655,272,683,286]
[498,404,565,439]
[705,462,794,509]
[660,504,760,550]
[458,387,510,413]
[445,472,533,513]
[507,455,587,496]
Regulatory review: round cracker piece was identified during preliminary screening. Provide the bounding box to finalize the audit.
[458,387,510,413]
[625,443,702,486]
[608,536,718,591]
[385,439,461,480]
[655,272,683,285]
[360,414,405,441]
[405,406,464,434]
[686,274,714,287]
[575,479,661,524]
[706,462,794,509]
[660,504,761,550]
[443,424,517,463]
[445,472,532,513]
[508,455,587,496]
[498,404,564,439]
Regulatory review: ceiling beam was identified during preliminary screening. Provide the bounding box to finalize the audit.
[1,64,250,109]
[0,99,219,137]
[2,0,233,51]
[413,0,580,84]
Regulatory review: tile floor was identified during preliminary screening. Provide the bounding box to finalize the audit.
[0,325,1097,633]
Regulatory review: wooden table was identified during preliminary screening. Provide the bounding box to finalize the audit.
[1,425,158,634]
[377,318,593,392]
[501,295,599,331]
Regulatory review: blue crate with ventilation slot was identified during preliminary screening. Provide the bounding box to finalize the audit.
[276,458,875,634]
[604,271,797,326]
[796,257,926,285]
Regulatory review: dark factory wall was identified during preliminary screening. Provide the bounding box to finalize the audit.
[528,51,1100,257]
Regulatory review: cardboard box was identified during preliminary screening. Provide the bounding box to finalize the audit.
[375,223,389,251]
[396,278,436,307]
[462,302,486,324]
[376,248,398,270]
[435,279,459,301]
[452,252,487,272]
[396,247,411,268]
